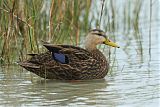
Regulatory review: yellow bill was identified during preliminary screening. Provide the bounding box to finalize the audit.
[104,38,120,48]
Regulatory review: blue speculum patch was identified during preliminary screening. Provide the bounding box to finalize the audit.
[52,53,68,64]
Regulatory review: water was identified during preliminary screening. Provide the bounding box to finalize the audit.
[0,0,160,107]
[0,33,159,107]
[0,49,159,107]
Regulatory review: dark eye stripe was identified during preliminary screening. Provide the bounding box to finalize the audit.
[92,33,106,38]
[91,29,104,33]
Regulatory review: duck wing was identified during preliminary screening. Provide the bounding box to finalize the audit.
[43,44,92,64]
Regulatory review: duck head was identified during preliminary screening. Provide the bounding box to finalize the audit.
[85,29,120,50]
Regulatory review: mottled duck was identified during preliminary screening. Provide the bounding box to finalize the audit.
[19,29,119,80]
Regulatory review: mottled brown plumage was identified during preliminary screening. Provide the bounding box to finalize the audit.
[18,29,119,80]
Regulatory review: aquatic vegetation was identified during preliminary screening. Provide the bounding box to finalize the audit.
[0,0,157,65]
[0,0,92,64]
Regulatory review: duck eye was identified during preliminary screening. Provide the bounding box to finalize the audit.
[97,33,103,36]
[91,33,103,36]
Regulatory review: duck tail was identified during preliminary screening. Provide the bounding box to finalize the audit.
[18,61,40,69]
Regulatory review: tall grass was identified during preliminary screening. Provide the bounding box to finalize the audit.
[0,0,91,64]
[149,0,152,58]
[0,0,154,65]
[132,0,143,56]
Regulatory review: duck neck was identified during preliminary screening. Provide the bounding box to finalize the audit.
[84,34,97,51]
[85,42,97,51]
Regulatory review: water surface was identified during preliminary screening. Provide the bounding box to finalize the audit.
[0,30,159,107]
[0,0,160,107]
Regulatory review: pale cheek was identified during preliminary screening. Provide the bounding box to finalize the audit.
[98,37,105,44]
[96,38,104,44]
